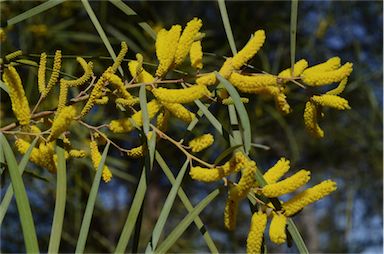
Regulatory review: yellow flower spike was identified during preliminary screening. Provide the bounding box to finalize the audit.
[263,158,290,184]
[47,106,77,142]
[5,50,23,62]
[222,97,249,105]
[228,73,277,93]
[190,40,203,69]
[90,140,112,183]
[326,77,348,96]
[218,58,234,79]
[302,62,353,86]
[115,97,139,107]
[15,139,42,167]
[43,50,62,97]
[302,57,341,75]
[126,132,153,158]
[57,80,68,112]
[175,18,203,66]
[232,30,266,70]
[103,73,133,100]
[95,96,109,105]
[269,213,287,244]
[109,100,161,133]
[62,57,93,87]
[37,142,57,173]
[188,134,214,153]
[190,152,247,182]
[275,93,291,114]
[247,211,267,254]
[196,73,216,86]
[156,111,169,131]
[69,149,86,158]
[311,94,351,110]
[0,28,6,42]
[38,52,47,94]
[230,161,257,200]
[278,59,309,80]
[283,180,337,216]
[303,101,324,138]
[3,66,31,125]
[162,102,195,123]
[152,84,210,104]
[155,25,182,77]
[128,60,155,84]
[262,169,311,198]
[111,41,128,73]
[224,192,239,231]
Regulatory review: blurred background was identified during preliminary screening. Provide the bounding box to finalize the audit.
[1,1,382,253]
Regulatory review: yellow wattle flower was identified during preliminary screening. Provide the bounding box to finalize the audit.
[57,79,68,112]
[228,72,277,93]
[109,100,161,133]
[189,152,247,182]
[89,140,112,183]
[247,211,267,254]
[47,106,77,142]
[283,180,337,216]
[155,25,182,77]
[188,134,214,152]
[278,59,309,80]
[232,30,266,69]
[69,149,86,158]
[156,111,169,131]
[224,190,239,231]
[103,73,134,100]
[152,84,210,104]
[301,62,353,86]
[15,139,42,168]
[311,94,351,110]
[275,93,291,114]
[218,58,234,79]
[111,42,128,73]
[115,97,140,107]
[230,161,257,200]
[302,57,341,75]
[95,96,109,105]
[5,50,23,62]
[263,158,290,184]
[262,169,311,198]
[162,102,195,123]
[269,213,287,244]
[38,52,47,94]
[3,66,31,125]
[303,101,324,138]
[222,97,249,105]
[190,40,203,69]
[62,57,93,87]
[43,50,62,97]
[196,73,216,86]
[38,142,57,172]
[128,60,155,84]
[174,18,203,66]
[326,78,348,96]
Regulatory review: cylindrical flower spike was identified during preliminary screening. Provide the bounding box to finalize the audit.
[269,213,287,244]
[47,106,77,142]
[188,134,214,152]
[247,211,267,254]
[232,30,266,70]
[128,60,155,84]
[162,102,195,123]
[224,191,239,231]
[69,149,86,158]
[90,140,112,183]
[152,84,210,104]
[302,57,341,75]
[311,94,351,110]
[155,25,182,77]
[262,170,311,198]
[275,93,291,114]
[115,98,140,107]
[57,80,68,112]
[303,101,324,138]
[103,73,134,100]
[218,58,234,79]
[43,50,62,97]
[5,50,23,62]
[326,78,348,96]
[263,158,290,184]
[230,161,257,200]
[174,18,203,66]
[111,42,128,73]
[38,52,47,94]
[301,62,353,86]
[15,139,42,168]
[278,59,308,80]
[37,142,57,172]
[228,73,277,93]
[283,180,337,216]
[62,57,93,87]
[222,97,249,105]
[190,40,203,69]
[3,66,31,125]
[196,73,216,86]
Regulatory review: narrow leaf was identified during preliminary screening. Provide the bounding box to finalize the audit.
[290,0,299,74]
[217,0,237,55]
[214,144,242,165]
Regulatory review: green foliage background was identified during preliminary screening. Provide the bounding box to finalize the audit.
[0,1,382,253]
